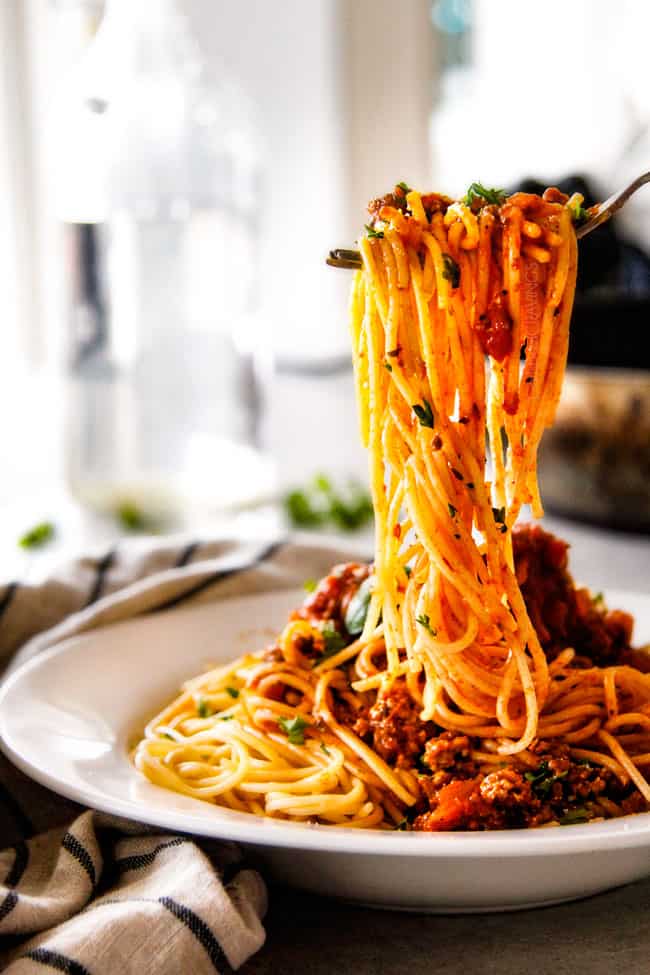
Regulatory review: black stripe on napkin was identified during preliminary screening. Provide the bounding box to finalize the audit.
[25,947,91,975]
[114,837,188,874]
[174,541,200,568]
[155,538,286,613]
[160,896,233,973]
[0,581,18,622]
[0,782,34,839]
[83,548,116,608]
[2,840,29,888]
[0,841,29,923]
[0,892,18,925]
[61,832,96,889]
[85,895,233,973]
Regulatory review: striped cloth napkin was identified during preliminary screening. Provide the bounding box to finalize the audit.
[0,533,364,973]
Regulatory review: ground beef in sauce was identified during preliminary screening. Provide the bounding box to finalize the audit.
[413,740,624,831]
[354,680,437,768]
[512,524,636,667]
[292,562,371,632]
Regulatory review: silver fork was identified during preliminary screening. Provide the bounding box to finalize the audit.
[326,171,650,269]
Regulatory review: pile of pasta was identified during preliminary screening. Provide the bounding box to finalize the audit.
[135,185,650,826]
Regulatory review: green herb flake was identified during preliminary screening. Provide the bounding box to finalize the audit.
[413,399,435,429]
[462,182,507,208]
[524,760,567,798]
[568,200,590,226]
[320,621,347,659]
[560,807,591,825]
[384,361,393,372]
[396,181,411,195]
[592,592,604,607]
[365,223,385,239]
[320,741,331,756]
[448,503,457,518]
[441,253,460,289]
[197,698,213,718]
[284,475,373,533]
[395,818,408,831]
[416,613,437,636]
[344,575,373,636]
[226,686,240,699]
[404,565,412,578]
[161,732,173,741]
[303,578,317,593]
[278,715,310,746]
[492,506,506,525]
[19,521,55,549]
[220,715,234,721]
[116,501,151,533]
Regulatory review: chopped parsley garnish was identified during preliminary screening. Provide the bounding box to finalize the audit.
[161,732,173,740]
[19,521,55,549]
[462,182,507,208]
[284,475,373,532]
[560,807,591,825]
[319,621,347,659]
[220,715,234,721]
[344,575,373,636]
[413,399,434,429]
[416,613,437,636]
[365,223,385,239]
[404,564,412,578]
[278,715,309,745]
[441,253,460,288]
[592,592,604,607]
[492,506,506,525]
[320,741,331,756]
[524,760,567,798]
[197,698,213,718]
[384,361,393,372]
[303,578,317,593]
[226,686,240,699]
[396,181,411,195]
[115,501,154,533]
[448,503,457,518]
[568,199,590,226]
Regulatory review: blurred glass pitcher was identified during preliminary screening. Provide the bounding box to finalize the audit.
[52,0,274,525]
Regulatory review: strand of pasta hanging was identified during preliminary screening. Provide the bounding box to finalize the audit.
[352,184,578,754]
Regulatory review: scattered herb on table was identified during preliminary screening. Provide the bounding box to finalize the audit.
[284,474,373,532]
[226,687,240,699]
[19,521,55,549]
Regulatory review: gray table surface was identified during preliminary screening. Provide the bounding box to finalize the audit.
[243,879,650,974]
[240,513,650,975]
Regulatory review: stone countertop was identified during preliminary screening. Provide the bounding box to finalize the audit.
[244,879,650,975]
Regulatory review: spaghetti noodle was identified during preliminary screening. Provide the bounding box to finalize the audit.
[135,183,650,830]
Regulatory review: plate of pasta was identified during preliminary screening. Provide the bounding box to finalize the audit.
[3,182,650,912]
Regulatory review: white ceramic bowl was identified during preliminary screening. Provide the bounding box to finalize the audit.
[1,589,650,912]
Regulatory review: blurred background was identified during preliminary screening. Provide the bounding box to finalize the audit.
[1,0,650,576]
